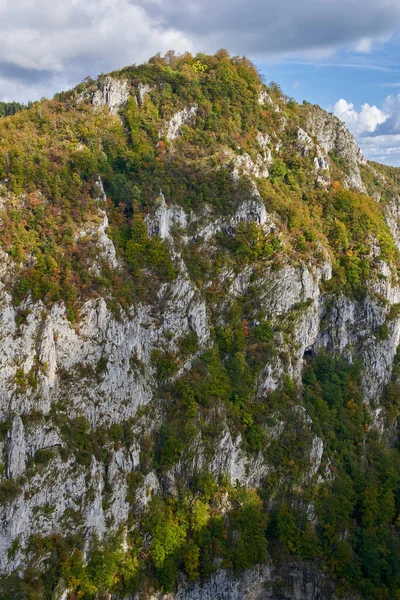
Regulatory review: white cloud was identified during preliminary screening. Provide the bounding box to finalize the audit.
[331,93,400,165]
[331,99,359,129]
[353,33,392,54]
[0,0,194,101]
[359,103,388,132]
[331,98,387,135]
[355,38,374,53]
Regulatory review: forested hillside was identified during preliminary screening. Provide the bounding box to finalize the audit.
[0,51,400,600]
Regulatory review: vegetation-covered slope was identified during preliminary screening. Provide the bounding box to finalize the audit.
[1,51,400,600]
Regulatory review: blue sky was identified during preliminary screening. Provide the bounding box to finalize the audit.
[1,0,400,165]
[258,50,400,110]
[256,34,400,165]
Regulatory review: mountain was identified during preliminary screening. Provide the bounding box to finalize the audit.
[1,50,400,600]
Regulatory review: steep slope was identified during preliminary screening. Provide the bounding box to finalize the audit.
[0,51,400,600]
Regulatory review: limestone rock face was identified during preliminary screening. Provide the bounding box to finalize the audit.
[257,263,331,392]
[232,151,271,180]
[293,126,331,187]
[2,74,400,600]
[1,185,400,583]
[297,127,313,156]
[164,106,198,141]
[386,196,400,250]
[96,211,119,268]
[314,290,400,406]
[146,193,188,240]
[258,90,273,105]
[306,106,366,192]
[137,562,341,600]
[92,76,130,114]
[136,83,152,105]
[7,416,25,479]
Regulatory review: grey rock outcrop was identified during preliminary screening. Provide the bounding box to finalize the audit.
[135,562,342,600]
[93,76,130,115]
[137,83,152,106]
[164,106,198,141]
[146,193,188,240]
[306,106,366,192]
[7,416,25,479]
[386,196,400,250]
[224,148,271,181]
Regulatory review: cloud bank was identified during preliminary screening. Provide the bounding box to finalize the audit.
[1,0,400,101]
[0,0,193,101]
[135,0,400,57]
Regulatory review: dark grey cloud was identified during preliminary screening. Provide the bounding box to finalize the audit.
[0,62,54,85]
[135,0,400,56]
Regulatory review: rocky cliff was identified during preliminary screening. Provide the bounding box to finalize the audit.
[0,51,399,600]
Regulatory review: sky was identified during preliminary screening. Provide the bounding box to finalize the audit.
[2,0,400,165]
